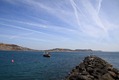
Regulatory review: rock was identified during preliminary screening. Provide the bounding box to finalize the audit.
[66,56,119,80]
[108,71,117,77]
[101,73,114,80]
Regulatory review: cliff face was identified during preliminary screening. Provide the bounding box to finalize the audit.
[66,56,119,80]
[0,43,34,51]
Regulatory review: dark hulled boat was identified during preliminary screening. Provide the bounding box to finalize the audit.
[43,51,51,57]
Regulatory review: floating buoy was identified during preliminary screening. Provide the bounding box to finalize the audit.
[11,59,14,63]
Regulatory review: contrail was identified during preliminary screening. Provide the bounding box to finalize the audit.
[70,0,81,27]
[97,0,103,14]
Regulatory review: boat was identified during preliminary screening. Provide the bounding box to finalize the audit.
[43,51,51,57]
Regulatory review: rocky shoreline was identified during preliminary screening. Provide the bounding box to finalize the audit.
[66,56,119,80]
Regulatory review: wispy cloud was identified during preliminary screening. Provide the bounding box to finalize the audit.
[8,0,79,29]
[0,34,52,42]
[0,20,77,42]
[0,23,50,37]
[0,17,78,36]
[1,0,119,50]
[0,18,47,28]
[1,0,112,39]
[9,32,34,39]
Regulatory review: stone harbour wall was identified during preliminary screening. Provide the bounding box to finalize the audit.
[66,56,119,80]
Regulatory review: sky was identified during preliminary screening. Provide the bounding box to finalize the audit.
[0,0,119,51]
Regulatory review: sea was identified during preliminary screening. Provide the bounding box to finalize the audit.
[0,51,119,80]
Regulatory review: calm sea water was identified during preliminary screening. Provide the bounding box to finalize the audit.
[0,51,119,80]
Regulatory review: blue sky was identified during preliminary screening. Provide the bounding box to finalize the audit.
[0,0,119,51]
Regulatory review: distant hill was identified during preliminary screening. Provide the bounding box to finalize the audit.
[0,43,37,51]
[0,43,93,52]
[45,48,93,52]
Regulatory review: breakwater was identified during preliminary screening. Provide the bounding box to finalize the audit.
[66,56,119,80]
